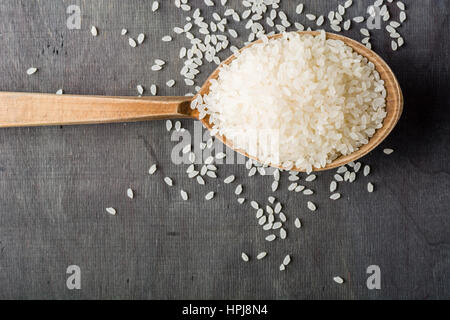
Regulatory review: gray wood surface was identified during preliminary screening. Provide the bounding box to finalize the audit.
[0,0,449,299]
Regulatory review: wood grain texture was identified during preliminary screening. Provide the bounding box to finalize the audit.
[0,92,192,127]
[0,0,448,300]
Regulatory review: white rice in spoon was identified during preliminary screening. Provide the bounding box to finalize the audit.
[193,31,387,172]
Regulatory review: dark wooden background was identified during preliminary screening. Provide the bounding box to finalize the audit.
[0,0,449,299]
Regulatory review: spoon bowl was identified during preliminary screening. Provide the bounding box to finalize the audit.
[0,31,402,172]
[194,31,403,172]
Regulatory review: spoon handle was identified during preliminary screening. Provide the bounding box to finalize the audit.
[0,92,194,127]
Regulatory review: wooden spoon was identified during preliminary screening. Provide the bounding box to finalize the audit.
[0,31,403,172]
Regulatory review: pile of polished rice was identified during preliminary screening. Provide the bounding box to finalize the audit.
[193,31,387,173]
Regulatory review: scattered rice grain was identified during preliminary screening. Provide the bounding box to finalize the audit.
[205,191,215,200]
[333,276,344,284]
[256,252,267,260]
[106,207,116,215]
